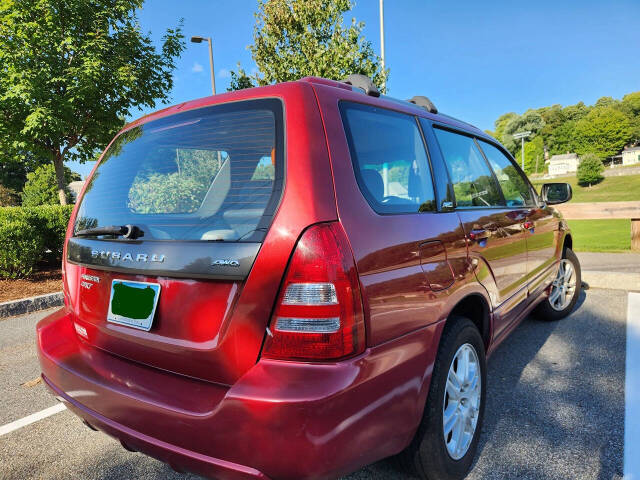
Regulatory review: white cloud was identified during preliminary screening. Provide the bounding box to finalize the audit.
[192,62,204,73]
[218,68,231,79]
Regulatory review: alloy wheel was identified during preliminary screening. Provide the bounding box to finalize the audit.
[442,343,481,460]
[549,258,577,311]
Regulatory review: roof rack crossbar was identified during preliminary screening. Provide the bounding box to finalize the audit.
[408,96,438,114]
[342,74,380,97]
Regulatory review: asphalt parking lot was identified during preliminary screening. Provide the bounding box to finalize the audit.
[0,288,629,480]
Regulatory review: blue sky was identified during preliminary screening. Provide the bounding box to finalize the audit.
[68,0,640,177]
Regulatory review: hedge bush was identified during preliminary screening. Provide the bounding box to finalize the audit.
[577,153,605,186]
[0,219,45,278]
[35,205,74,258]
[21,163,77,207]
[0,205,73,278]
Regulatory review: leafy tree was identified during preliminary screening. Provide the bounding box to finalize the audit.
[549,120,577,156]
[228,64,255,92]
[563,101,590,122]
[486,112,518,141]
[0,157,31,193]
[594,96,618,109]
[621,92,640,116]
[21,163,80,207]
[0,152,43,193]
[573,107,632,159]
[538,105,565,151]
[501,110,545,156]
[620,92,640,145]
[0,0,185,205]
[230,0,387,91]
[629,119,640,146]
[577,153,604,186]
[523,136,544,174]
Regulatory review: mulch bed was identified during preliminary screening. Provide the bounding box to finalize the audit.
[0,267,62,303]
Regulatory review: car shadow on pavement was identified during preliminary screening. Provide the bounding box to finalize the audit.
[77,453,203,480]
[468,288,625,480]
[479,290,587,445]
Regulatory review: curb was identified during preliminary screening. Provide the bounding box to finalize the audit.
[0,292,63,319]
[582,270,640,292]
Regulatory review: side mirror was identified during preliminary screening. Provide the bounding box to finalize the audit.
[541,183,572,205]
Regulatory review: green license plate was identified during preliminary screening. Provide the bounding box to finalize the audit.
[107,280,161,331]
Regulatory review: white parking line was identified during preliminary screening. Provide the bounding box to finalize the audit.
[0,403,66,437]
[625,292,640,480]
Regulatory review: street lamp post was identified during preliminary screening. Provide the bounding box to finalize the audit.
[513,131,532,171]
[191,36,216,95]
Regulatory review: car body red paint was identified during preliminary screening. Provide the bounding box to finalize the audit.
[37,77,574,480]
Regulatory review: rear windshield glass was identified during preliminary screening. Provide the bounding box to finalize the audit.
[74,99,284,242]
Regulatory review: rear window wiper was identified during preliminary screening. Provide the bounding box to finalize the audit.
[75,224,144,240]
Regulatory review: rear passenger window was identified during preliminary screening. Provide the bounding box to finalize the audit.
[340,103,436,214]
[477,140,535,207]
[433,128,504,208]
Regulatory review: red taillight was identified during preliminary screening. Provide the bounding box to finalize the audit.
[262,222,365,361]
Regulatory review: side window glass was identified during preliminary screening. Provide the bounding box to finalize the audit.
[340,103,436,214]
[478,140,535,207]
[433,128,504,208]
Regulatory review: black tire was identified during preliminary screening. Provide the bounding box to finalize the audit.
[533,248,581,321]
[397,317,486,480]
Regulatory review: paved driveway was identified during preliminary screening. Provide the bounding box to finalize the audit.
[577,251,640,274]
[0,288,628,480]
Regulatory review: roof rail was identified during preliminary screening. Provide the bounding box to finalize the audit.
[408,95,438,114]
[342,74,380,97]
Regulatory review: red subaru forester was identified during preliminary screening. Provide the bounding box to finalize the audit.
[37,75,580,480]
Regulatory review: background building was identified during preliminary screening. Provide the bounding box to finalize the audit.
[622,146,640,166]
[547,153,580,176]
[67,180,85,202]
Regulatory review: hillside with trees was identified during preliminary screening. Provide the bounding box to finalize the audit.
[487,92,640,174]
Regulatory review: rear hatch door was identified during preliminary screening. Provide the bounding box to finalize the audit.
[66,98,285,385]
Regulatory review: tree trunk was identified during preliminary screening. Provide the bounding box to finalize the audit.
[52,152,68,205]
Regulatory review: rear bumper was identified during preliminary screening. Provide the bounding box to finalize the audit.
[37,308,443,480]
[44,376,269,480]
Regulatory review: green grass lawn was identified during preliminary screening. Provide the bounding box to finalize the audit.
[567,219,631,252]
[531,174,640,203]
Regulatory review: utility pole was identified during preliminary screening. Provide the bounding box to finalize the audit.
[379,0,385,92]
[191,36,216,95]
[513,131,532,171]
